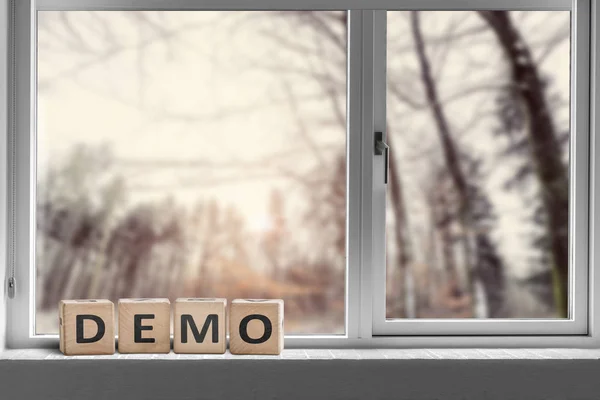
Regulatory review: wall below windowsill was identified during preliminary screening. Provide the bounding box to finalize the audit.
[1,349,600,400]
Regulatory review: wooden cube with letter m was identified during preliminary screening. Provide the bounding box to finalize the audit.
[59,299,115,355]
[173,298,227,354]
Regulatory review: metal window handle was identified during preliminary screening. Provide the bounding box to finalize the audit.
[375,132,389,184]
[8,277,15,299]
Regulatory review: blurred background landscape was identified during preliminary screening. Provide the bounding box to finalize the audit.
[385,11,570,320]
[36,10,570,334]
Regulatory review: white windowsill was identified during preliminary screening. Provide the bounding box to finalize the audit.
[2,348,600,360]
[2,348,600,400]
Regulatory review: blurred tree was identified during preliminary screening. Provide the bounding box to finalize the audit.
[38,144,124,308]
[262,189,287,280]
[428,168,462,299]
[387,127,417,319]
[480,11,569,317]
[411,11,505,317]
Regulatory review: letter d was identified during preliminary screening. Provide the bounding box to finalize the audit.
[76,314,106,344]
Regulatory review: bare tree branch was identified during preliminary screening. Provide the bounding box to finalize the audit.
[281,80,327,167]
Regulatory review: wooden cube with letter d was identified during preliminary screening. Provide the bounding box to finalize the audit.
[229,299,284,355]
[174,298,227,354]
[59,299,115,355]
[118,298,171,354]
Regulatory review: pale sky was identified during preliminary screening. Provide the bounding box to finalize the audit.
[38,11,345,238]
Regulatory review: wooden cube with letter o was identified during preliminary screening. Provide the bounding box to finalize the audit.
[59,299,115,355]
[118,298,171,354]
[229,299,284,355]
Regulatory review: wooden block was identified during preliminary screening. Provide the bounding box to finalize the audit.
[229,299,284,355]
[59,299,115,355]
[118,298,171,354]
[173,298,227,354]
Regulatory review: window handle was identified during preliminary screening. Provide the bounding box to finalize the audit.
[375,132,389,184]
[8,277,16,299]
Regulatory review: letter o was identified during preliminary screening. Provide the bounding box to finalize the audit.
[239,314,272,344]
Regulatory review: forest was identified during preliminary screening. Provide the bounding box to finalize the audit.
[36,10,570,334]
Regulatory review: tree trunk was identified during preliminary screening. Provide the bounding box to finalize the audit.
[433,179,462,296]
[411,11,506,317]
[387,132,416,319]
[410,11,480,311]
[479,11,569,317]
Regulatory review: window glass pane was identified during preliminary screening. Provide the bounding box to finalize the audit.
[36,11,347,334]
[386,11,570,319]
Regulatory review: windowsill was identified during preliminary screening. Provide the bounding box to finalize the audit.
[2,348,600,399]
[2,347,600,360]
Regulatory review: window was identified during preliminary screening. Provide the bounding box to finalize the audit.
[373,7,589,336]
[5,0,598,348]
[35,10,347,336]
[385,11,572,321]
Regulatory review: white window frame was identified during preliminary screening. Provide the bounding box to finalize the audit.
[373,1,591,336]
[4,0,600,349]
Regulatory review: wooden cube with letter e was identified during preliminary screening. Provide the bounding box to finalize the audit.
[59,299,115,355]
[118,298,171,354]
[229,299,284,355]
[174,298,227,354]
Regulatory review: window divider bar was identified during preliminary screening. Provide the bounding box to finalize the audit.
[35,0,573,12]
[588,0,600,341]
[346,9,363,340]
[370,10,387,334]
[358,10,375,339]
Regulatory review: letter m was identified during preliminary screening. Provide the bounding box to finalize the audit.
[181,314,219,344]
